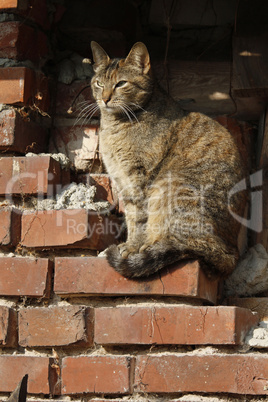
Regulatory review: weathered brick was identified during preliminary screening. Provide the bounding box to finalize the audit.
[54,257,218,304]
[0,207,21,246]
[0,67,49,111]
[49,125,99,171]
[0,256,52,297]
[0,155,69,196]
[0,0,27,10]
[0,355,57,394]
[0,67,33,104]
[0,306,17,347]
[0,21,48,62]
[0,109,49,153]
[0,0,18,8]
[95,305,258,346]
[135,354,268,395]
[61,355,132,394]
[19,305,93,347]
[21,209,122,250]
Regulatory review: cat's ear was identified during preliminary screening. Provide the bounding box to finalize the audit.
[124,42,151,74]
[91,41,110,71]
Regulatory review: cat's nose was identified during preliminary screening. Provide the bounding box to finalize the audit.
[103,96,111,105]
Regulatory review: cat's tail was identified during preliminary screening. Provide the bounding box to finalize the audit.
[105,241,237,279]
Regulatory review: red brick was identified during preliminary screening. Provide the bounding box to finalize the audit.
[0,306,17,347]
[0,155,69,196]
[0,0,28,10]
[0,0,20,8]
[62,355,132,394]
[0,355,58,394]
[0,67,49,111]
[0,256,52,297]
[21,209,122,250]
[0,67,34,104]
[0,22,48,62]
[135,354,268,395]
[56,81,95,117]
[50,125,99,171]
[0,109,49,153]
[54,257,218,303]
[0,207,21,246]
[95,305,258,346]
[19,305,93,347]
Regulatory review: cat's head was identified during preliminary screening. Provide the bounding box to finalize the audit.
[90,42,153,118]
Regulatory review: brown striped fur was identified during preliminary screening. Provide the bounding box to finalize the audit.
[90,41,246,278]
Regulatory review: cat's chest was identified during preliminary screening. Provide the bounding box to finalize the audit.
[99,123,155,170]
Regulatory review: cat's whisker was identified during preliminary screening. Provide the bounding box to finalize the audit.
[129,102,147,113]
[75,102,96,120]
[74,102,99,126]
[70,100,92,118]
[118,104,134,123]
[74,106,93,124]
[75,108,98,127]
[125,106,140,123]
[80,104,100,126]
[120,102,140,123]
[75,100,93,109]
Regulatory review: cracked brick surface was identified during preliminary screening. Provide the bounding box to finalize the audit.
[134,354,268,394]
[0,306,17,347]
[61,355,133,395]
[21,209,122,250]
[0,207,21,246]
[0,21,48,61]
[0,355,57,394]
[0,109,49,153]
[0,155,69,196]
[19,305,94,347]
[54,257,218,303]
[94,305,259,345]
[0,256,52,297]
[0,67,49,111]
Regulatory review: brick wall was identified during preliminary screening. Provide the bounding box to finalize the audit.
[0,2,267,401]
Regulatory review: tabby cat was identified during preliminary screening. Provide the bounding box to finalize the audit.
[90,41,246,279]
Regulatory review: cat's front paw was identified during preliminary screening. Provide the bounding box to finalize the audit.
[118,242,139,259]
[139,244,151,253]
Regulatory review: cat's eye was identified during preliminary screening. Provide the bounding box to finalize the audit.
[115,80,127,88]
[96,80,104,88]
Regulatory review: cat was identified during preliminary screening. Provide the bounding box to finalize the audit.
[90,41,247,279]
